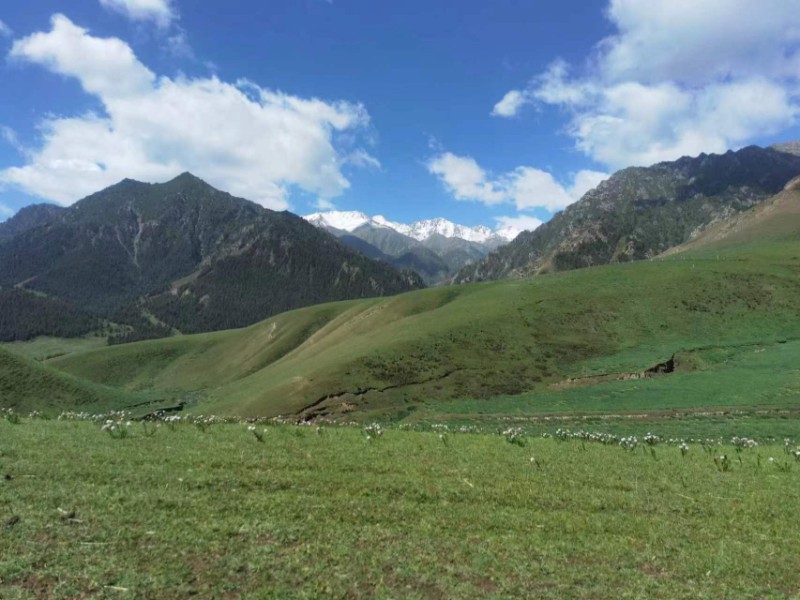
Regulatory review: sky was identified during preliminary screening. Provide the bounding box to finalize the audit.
[1,0,800,233]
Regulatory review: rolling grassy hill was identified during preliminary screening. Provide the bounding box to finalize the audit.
[38,249,800,420]
[0,347,154,414]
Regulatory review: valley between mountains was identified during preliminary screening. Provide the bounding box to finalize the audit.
[4,144,800,600]
[2,143,800,428]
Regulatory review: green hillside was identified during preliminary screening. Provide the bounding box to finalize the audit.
[37,220,800,420]
[0,347,153,414]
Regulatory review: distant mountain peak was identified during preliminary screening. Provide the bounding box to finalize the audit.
[170,171,204,183]
[304,211,520,243]
[454,143,800,284]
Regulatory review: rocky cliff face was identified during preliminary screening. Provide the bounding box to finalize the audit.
[454,145,800,283]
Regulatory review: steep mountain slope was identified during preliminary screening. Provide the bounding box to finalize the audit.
[332,234,451,284]
[0,174,423,341]
[0,288,101,341]
[306,212,512,284]
[45,230,800,420]
[666,176,800,255]
[0,203,65,243]
[455,145,800,283]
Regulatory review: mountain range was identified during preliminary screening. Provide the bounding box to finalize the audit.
[19,172,800,419]
[304,211,514,284]
[0,173,423,343]
[455,144,800,283]
[3,142,800,345]
[305,211,518,244]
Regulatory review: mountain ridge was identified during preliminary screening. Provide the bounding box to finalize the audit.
[305,211,511,284]
[304,211,518,244]
[454,144,800,283]
[0,173,423,342]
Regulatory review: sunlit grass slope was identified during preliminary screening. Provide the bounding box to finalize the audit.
[43,228,800,419]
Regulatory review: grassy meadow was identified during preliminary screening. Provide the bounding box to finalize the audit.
[14,239,800,424]
[2,416,799,599]
[3,192,800,597]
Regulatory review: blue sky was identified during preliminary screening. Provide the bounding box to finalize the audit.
[1,0,800,233]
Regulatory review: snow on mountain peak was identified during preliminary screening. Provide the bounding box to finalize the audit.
[303,211,521,243]
[304,211,371,232]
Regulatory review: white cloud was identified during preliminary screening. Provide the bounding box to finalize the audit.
[99,0,175,28]
[602,0,800,84]
[569,169,609,200]
[427,151,607,212]
[0,202,13,219]
[165,29,193,59]
[491,90,527,117]
[0,126,26,155]
[344,149,381,170]
[494,215,543,239]
[427,153,505,205]
[1,15,374,210]
[315,198,336,211]
[501,167,573,212]
[0,19,12,38]
[492,0,800,168]
[10,15,155,99]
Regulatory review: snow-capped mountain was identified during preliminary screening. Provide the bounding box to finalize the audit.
[304,211,524,285]
[303,211,519,243]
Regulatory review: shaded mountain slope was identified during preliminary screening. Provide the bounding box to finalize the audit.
[0,174,423,340]
[0,288,101,341]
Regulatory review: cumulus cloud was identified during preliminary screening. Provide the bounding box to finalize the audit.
[427,153,505,205]
[601,0,800,84]
[10,15,155,99]
[569,169,609,200]
[315,198,337,211]
[492,0,800,168]
[1,15,375,209]
[427,151,607,212]
[99,0,175,28]
[491,90,527,117]
[494,215,544,238]
[0,19,12,38]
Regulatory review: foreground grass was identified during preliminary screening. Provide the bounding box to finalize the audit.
[2,420,799,598]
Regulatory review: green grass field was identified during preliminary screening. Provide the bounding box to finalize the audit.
[1,336,110,362]
[9,238,795,424]
[1,417,799,599]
